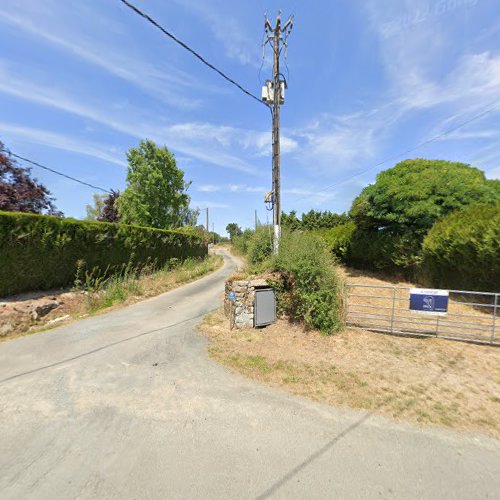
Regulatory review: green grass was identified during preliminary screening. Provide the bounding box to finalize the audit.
[83,254,222,312]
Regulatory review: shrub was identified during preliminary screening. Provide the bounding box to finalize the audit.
[348,229,422,276]
[421,204,500,291]
[232,228,254,256]
[247,226,273,265]
[0,211,207,296]
[314,221,356,262]
[271,231,344,334]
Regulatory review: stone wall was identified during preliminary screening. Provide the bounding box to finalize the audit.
[225,278,270,329]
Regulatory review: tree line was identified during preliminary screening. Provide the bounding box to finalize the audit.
[1,139,226,242]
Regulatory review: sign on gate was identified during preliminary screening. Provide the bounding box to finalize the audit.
[409,288,449,315]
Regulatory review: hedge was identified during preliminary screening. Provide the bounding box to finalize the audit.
[313,222,356,263]
[420,204,500,292]
[0,211,207,296]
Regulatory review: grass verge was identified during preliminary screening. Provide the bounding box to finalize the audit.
[200,306,500,439]
[2,254,223,341]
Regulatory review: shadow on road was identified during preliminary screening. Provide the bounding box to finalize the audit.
[254,343,468,499]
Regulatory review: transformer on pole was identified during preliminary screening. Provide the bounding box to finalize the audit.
[262,12,293,255]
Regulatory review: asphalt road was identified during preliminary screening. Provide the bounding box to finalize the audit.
[0,249,499,500]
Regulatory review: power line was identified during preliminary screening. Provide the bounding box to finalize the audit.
[298,99,500,202]
[118,0,268,108]
[1,147,111,194]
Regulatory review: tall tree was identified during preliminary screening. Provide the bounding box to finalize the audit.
[117,139,193,229]
[226,223,242,241]
[350,159,500,235]
[0,142,61,215]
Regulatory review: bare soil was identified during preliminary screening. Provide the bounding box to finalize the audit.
[1,254,223,342]
[200,267,500,438]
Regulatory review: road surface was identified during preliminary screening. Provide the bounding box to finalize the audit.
[0,249,499,499]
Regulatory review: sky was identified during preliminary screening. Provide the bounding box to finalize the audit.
[1,0,499,235]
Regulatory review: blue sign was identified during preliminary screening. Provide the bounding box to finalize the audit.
[409,288,449,315]
[227,291,237,301]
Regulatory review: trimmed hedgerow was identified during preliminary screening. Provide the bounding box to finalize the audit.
[420,204,500,292]
[0,211,207,296]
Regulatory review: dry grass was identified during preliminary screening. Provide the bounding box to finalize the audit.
[200,306,500,438]
[341,266,496,344]
[2,254,223,341]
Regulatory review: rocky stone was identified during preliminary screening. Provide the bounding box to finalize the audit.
[34,301,59,318]
[0,322,14,336]
[46,314,70,325]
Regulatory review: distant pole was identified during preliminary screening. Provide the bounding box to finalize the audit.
[264,13,293,255]
[255,209,258,230]
[206,207,209,244]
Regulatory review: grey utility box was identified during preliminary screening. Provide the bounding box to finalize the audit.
[254,288,276,327]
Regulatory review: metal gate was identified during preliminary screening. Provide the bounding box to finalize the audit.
[346,284,499,346]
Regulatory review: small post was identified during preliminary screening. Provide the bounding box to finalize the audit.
[492,294,498,344]
[390,287,397,333]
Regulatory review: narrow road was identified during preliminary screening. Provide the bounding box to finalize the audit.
[0,249,498,499]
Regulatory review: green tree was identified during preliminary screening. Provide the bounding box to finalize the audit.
[117,139,193,229]
[350,159,500,235]
[281,210,301,230]
[226,223,242,241]
[85,193,107,221]
[85,190,121,222]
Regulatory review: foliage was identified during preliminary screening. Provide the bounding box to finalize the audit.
[0,211,207,296]
[209,231,228,244]
[348,159,500,273]
[117,139,194,229]
[270,231,343,334]
[80,254,222,312]
[282,209,349,231]
[85,193,107,221]
[247,226,273,265]
[421,204,500,291]
[99,190,121,222]
[226,222,243,241]
[350,159,500,235]
[0,142,61,215]
[232,228,254,256]
[348,230,422,274]
[313,221,356,262]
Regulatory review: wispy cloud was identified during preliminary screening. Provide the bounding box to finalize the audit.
[172,0,263,67]
[197,184,221,192]
[0,7,223,109]
[0,122,126,167]
[0,68,261,174]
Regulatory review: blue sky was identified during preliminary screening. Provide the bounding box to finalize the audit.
[1,0,499,235]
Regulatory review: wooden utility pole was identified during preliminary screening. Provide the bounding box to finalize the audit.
[206,207,209,244]
[264,13,293,254]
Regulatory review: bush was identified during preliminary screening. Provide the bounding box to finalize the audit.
[232,228,253,256]
[421,204,500,291]
[271,231,344,334]
[313,221,356,262]
[348,229,422,276]
[0,211,207,296]
[247,226,273,265]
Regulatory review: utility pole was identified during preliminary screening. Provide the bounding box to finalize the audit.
[255,209,258,230]
[263,13,293,254]
[206,207,209,244]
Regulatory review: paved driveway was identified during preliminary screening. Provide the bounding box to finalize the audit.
[0,249,499,499]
